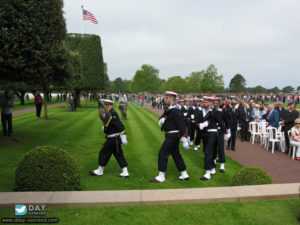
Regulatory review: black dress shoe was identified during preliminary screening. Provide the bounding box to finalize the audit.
[231,147,235,151]
[200,176,210,181]
[116,174,129,178]
[227,146,230,150]
[176,177,189,181]
[220,169,225,173]
[149,178,163,183]
[89,170,103,176]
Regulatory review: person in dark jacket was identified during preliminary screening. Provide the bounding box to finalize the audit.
[227,101,238,150]
[150,91,189,183]
[282,103,299,152]
[89,99,129,178]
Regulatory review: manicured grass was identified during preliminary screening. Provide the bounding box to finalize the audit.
[13,99,65,111]
[0,199,299,225]
[0,102,243,191]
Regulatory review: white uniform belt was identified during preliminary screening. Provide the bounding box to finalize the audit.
[166,130,179,134]
[207,129,218,132]
[107,133,120,138]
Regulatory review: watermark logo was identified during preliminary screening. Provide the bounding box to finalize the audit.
[15,205,27,216]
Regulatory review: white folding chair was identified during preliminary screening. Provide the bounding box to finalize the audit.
[266,127,281,154]
[288,130,299,160]
[249,122,260,144]
[259,123,268,148]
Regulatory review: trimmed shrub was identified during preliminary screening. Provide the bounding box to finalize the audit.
[231,167,273,186]
[15,146,80,191]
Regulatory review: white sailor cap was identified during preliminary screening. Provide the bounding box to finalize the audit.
[213,96,221,100]
[165,90,178,96]
[199,98,204,101]
[203,95,214,100]
[101,99,114,105]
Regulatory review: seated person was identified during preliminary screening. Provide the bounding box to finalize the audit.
[251,104,262,122]
[291,118,300,160]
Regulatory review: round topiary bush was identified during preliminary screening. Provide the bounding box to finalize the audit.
[231,167,273,186]
[15,146,80,191]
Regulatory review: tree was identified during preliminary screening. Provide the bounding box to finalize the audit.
[200,64,224,93]
[248,85,267,94]
[229,74,247,93]
[268,86,280,94]
[160,76,187,93]
[296,86,300,93]
[109,77,132,93]
[0,0,70,119]
[129,64,161,93]
[185,71,204,93]
[281,86,294,93]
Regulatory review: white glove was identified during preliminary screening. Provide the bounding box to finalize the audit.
[184,113,187,117]
[191,115,195,119]
[158,117,166,127]
[199,121,209,130]
[225,129,231,136]
[181,137,189,150]
[120,134,128,145]
[102,126,104,132]
[237,127,241,131]
[224,133,231,141]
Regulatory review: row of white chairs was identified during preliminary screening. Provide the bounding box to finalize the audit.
[248,121,298,159]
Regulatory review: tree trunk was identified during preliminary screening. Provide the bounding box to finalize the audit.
[43,89,48,120]
[65,90,68,112]
[20,90,26,105]
[75,89,81,108]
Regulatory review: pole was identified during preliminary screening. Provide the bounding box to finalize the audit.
[81,5,84,38]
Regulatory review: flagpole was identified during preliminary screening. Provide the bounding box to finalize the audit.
[81,5,84,38]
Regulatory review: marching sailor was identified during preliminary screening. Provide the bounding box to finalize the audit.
[194,98,203,151]
[197,96,226,180]
[212,97,230,173]
[89,99,129,178]
[150,90,190,183]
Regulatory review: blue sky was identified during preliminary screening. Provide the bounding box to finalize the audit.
[63,0,300,88]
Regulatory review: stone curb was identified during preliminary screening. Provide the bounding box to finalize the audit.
[0,183,299,208]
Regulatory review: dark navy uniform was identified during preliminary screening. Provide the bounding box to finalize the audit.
[158,105,188,172]
[187,105,197,144]
[194,106,203,148]
[227,106,238,150]
[98,108,128,168]
[213,107,227,164]
[200,108,225,171]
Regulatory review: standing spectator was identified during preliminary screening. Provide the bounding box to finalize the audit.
[68,93,74,112]
[291,119,300,160]
[34,91,43,119]
[227,101,238,150]
[1,91,14,136]
[282,103,300,153]
[239,102,251,142]
[275,102,286,121]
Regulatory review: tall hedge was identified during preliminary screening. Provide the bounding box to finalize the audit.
[66,33,106,92]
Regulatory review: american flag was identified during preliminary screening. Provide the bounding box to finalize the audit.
[83,9,98,24]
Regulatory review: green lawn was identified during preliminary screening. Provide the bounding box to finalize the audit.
[13,99,65,111]
[0,199,299,225]
[0,102,243,191]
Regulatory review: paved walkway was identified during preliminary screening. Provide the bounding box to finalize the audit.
[146,104,300,184]
[12,103,65,116]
